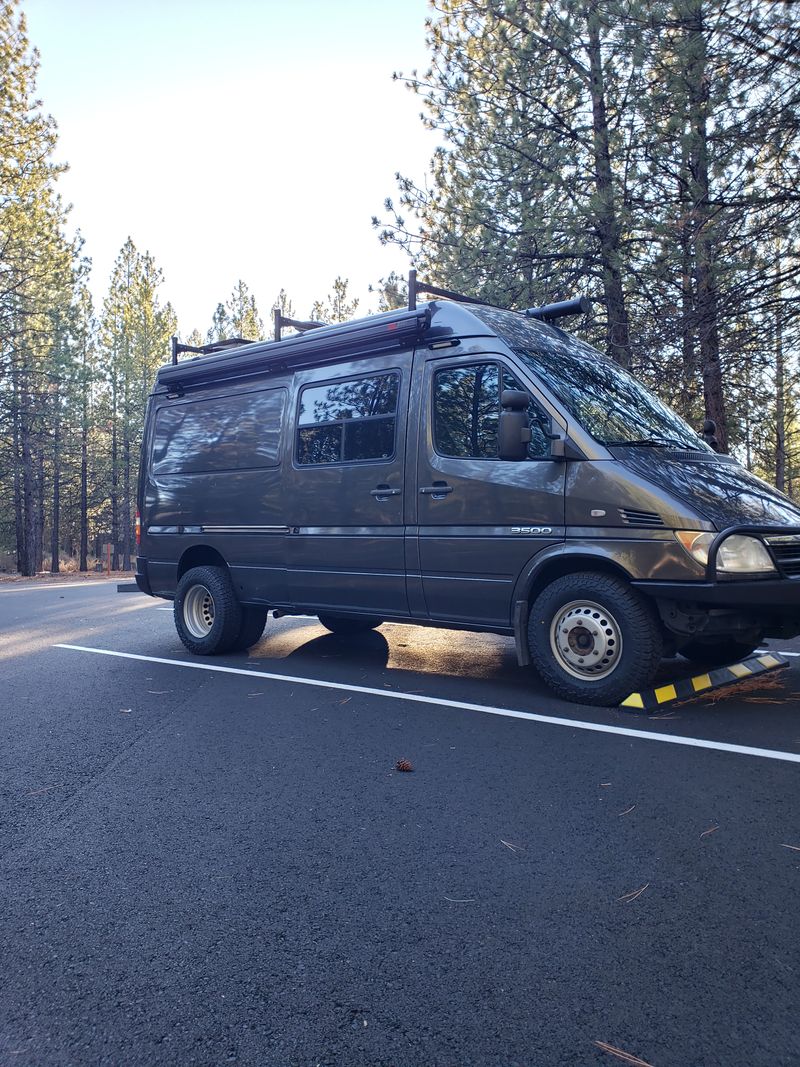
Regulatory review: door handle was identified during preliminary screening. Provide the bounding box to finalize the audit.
[370,486,402,497]
[419,483,453,497]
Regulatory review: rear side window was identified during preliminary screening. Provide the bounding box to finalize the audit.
[296,372,399,465]
[151,388,286,475]
[433,363,550,459]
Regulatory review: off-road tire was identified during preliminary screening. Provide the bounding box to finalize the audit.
[230,606,268,652]
[317,614,384,636]
[174,566,242,655]
[528,571,664,706]
[680,634,763,667]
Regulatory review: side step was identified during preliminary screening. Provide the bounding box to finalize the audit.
[116,582,140,593]
[620,653,790,712]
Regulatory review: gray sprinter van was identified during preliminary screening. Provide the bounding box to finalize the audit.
[135,281,800,705]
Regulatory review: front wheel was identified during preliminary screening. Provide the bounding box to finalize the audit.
[317,614,383,636]
[174,566,242,655]
[528,572,664,706]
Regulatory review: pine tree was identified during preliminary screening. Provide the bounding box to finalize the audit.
[310,276,359,323]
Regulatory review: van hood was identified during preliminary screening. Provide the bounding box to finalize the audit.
[614,448,800,529]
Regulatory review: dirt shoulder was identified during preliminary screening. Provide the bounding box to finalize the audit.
[0,571,135,585]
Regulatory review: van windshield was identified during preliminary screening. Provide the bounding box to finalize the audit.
[471,306,712,451]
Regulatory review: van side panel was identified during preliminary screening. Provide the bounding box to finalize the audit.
[413,349,567,626]
[281,352,414,617]
[141,380,291,602]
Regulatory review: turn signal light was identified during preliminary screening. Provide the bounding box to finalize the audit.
[135,509,141,546]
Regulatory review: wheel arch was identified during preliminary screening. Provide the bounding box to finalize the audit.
[177,544,230,582]
[512,549,636,666]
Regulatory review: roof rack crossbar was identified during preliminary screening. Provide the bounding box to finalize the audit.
[407,270,592,323]
[407,269,492,311]
[171,336,255,365]
[273,309,327,342]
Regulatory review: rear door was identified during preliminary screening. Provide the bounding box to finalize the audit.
[284,352,412,616]
[414,352,566,626]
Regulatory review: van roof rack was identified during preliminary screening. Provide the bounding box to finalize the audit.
[272,309,327,342]
[170,336,255,365]
[407,269,591,323]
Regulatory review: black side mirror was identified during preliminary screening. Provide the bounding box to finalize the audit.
[498,390,532,461]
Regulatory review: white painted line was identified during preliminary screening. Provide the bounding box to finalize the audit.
[54,643,800,766]
[757,648,800,658]
[0,581,119,593]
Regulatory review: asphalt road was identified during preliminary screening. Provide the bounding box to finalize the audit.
[0,579,798,1067]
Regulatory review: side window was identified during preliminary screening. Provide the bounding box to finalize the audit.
[296,371,399,466]
[433,363,551,459]
[152,388,286,475]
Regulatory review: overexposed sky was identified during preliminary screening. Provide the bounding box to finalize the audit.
[24,0,439,336]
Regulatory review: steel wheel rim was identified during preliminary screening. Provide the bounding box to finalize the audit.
[183,584,215,638]
[549,599,623,681]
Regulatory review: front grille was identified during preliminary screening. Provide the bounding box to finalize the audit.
[619,507,665,529]
[765,535,800,578]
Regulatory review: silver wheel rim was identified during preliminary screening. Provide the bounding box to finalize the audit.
[549,599,623,681]
[183,584,215,638]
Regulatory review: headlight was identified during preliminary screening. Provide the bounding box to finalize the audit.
[716,535,775,574]
[676,531,776,574]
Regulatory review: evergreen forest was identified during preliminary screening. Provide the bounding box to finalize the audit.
[1,0,799,575]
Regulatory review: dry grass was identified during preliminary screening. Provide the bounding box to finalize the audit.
[677,670,787,707]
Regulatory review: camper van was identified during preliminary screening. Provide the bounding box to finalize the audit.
[135,278,800,706]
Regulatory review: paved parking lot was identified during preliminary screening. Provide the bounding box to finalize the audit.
[1,579,798,1067]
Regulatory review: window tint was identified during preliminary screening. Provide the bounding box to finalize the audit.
[433,363,550,459]
[152,388,285,475]
[296,372,399,465]
[470,305,711,450]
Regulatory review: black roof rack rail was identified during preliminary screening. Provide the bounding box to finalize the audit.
[407,269,499,310]
[273,309,327,342]
[159,305,432,390]
[170,336,255,365]
[407,269,591,323]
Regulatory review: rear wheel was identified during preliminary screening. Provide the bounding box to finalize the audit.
[680,634,763,667]
[230,606,268,652]
[317,614,383,636]
[174,566,242,655]
[528,571,663,706]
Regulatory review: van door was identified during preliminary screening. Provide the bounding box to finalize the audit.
[284,352,412,616]
[414,353,566,626]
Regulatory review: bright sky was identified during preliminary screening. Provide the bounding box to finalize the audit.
[24,0,439,337]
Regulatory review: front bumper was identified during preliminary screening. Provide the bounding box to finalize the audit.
[632,577,800,608]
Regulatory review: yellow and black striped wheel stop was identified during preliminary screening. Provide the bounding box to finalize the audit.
[620,653,790,712]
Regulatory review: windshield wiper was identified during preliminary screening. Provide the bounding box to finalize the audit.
[601,437,696,449]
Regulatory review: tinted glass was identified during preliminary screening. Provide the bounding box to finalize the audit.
[298,375,398,426]
[470,306,711,450]
[296,424,342,465]
[434,363,550,459]
[296,371,399,465]
[152,388,285,475]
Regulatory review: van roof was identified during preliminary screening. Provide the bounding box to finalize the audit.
[155,300,498,392]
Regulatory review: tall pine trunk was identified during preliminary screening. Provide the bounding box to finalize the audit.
[586,1,631,369]
[50,405,61,573]
[685,0,727,452]
[80,401,88,571]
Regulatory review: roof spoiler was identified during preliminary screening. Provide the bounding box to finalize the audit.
[407,270,591,322]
